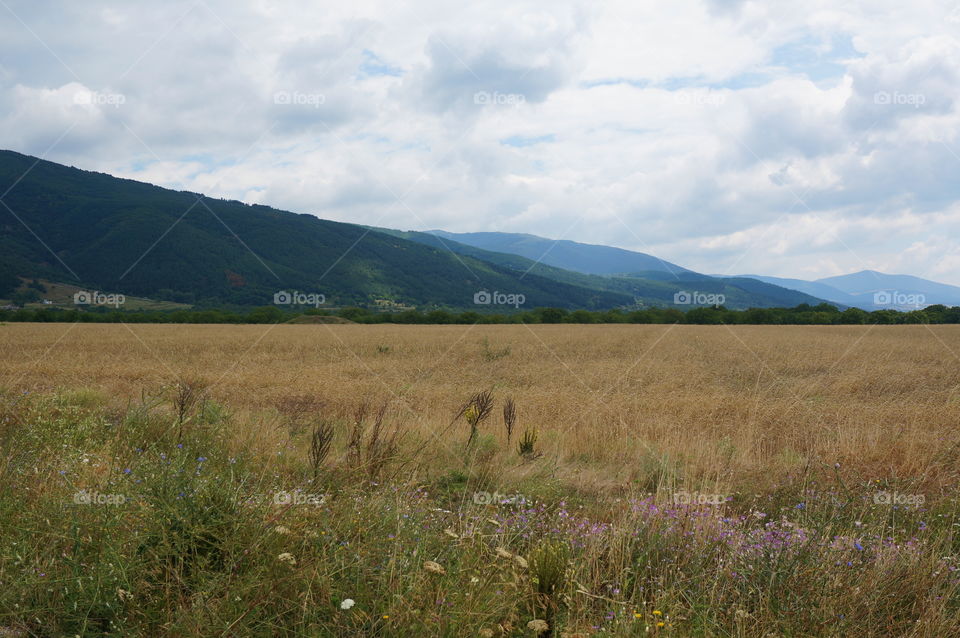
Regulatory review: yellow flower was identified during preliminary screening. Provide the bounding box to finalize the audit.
[653,610,662,616]
[465,405,479,424]
[657,622,665,627]
[634,612,642,619]
[382,615,389,619]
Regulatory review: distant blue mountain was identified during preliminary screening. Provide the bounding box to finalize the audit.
[816,270,960,309]
[723,275,859,306]
[725,270,960,310]
[427,230,690,276]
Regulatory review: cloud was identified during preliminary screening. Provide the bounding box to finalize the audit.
[1,0,960,285]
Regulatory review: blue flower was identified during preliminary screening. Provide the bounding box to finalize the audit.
[854,541,864,551]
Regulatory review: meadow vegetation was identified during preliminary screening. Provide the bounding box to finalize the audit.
[0,323,958,636]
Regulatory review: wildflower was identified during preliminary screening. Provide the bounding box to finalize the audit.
[495,547,513,559]
[277,552,296,566]
[653,610,662,616]
[634,612,642,619]
[527,619,549,634]
[444,528,459,539]
[424,560,446,575]
[274,525,291,535]
[656,621,665,627]
[116,588,133,602]
[340,598,355,610]
[479,630,494,638]
[382,615,389,619]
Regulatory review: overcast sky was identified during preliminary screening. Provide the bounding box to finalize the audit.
[2,0,959,283]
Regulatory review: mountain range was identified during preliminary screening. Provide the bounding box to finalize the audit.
[722,272,960,310]
[1,148,956,313]
[416,229,960,311]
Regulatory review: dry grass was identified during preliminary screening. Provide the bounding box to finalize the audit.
[2,323,959,494]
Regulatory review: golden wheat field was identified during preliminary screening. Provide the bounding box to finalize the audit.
[3,322,959,495]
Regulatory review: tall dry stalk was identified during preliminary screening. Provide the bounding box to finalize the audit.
[172,377,207,442]
[503,397,517,444]
[461,390,495,447]
[309,420,335,478]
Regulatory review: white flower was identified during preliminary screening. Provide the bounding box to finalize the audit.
[276,552,296,566]
[340,598,356,610]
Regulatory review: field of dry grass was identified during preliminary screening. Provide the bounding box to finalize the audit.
[3,322,960,494]
[1,322,958,636]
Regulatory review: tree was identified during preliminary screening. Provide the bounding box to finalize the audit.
[839,307,869,324]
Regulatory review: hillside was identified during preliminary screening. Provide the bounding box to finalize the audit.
[382,228,831,309]
[0,150,631,310]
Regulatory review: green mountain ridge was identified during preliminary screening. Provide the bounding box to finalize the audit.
[0,150,629,310]
[0,148,831,311]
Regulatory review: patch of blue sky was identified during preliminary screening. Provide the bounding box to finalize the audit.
[770,33,862,82]
[500,134,555,147]
[358,49,403,78]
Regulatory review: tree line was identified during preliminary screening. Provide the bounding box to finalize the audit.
[2,303,958,325]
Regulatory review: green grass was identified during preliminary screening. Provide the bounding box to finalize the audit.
[0,389,957,637]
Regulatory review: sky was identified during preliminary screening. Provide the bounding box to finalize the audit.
[2,0,960,284]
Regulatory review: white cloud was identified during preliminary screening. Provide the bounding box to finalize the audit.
[2,0,960,284]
